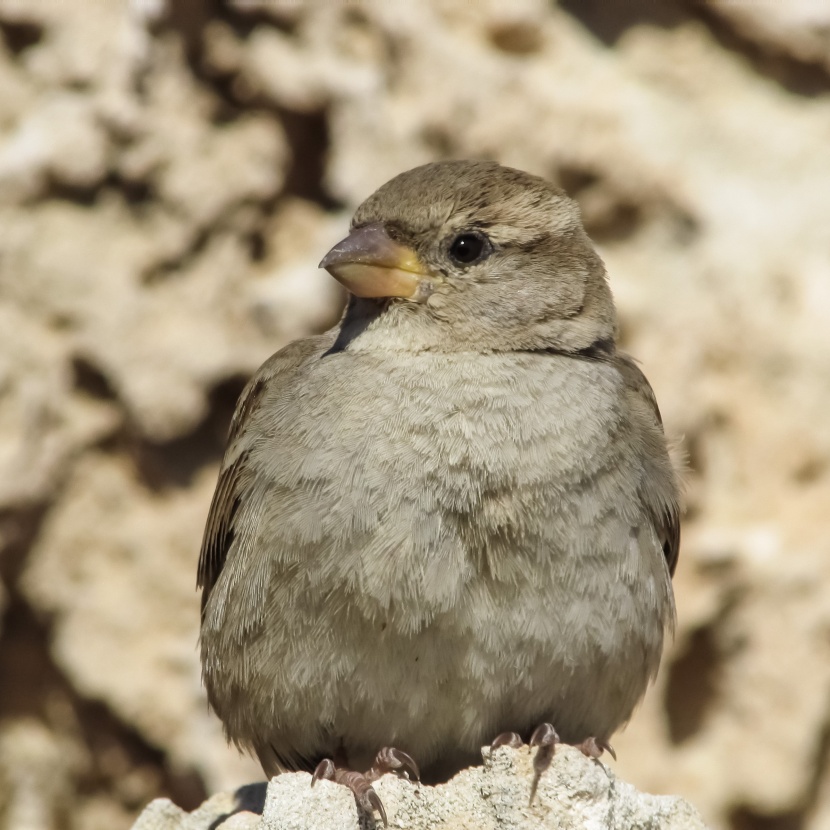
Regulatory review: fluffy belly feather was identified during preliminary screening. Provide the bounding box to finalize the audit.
[200,353,673,780]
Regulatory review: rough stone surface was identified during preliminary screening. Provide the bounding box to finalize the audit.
[130,746,708,830]
[1,2,829,830]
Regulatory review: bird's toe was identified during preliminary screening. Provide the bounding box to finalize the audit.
[369,746,420,782]
[577,736,616,761]
[309,747,421,826]
[489,731,524,752]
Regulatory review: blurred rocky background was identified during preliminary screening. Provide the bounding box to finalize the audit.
[0,1,828,828]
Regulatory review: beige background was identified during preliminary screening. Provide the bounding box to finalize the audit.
[1,1,829,829]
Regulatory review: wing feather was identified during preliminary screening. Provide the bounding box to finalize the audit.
[197,335,333,614]
[614,354,681,577]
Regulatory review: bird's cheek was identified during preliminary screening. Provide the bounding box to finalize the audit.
[424,280,467,316]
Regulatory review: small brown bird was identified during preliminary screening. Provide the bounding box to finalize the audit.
[198,160,679,821]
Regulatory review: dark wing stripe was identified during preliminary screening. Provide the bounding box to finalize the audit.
[197,453,244,595]
[663,506,681,577]
[229,378,266,445]
[614,354,680,579]
[197,377,267,613]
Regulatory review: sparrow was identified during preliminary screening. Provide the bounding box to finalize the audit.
[197,160,680,822]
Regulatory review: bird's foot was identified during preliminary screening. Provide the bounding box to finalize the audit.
[311,747,419,826]
[576,735,616,761]
[528,722,559,805]
[489,724,615,805]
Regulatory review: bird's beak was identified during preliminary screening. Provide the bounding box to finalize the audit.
[319,222,429,300]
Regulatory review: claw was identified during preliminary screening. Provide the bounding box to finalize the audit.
[579,736,616,761]
[490,732,524,752]
[528,723,559,806]
[529,723,559,751]
[371,746,421,781]
[311,758,336,786]
[521,723,616,806]
[364,787,388,827]
[309,746,418,826]
[337,769,388,827]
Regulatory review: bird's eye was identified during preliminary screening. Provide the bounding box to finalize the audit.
[448,232,490,265]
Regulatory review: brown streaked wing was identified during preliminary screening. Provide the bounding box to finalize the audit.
[197,377,266,611]
[614,354,681,578]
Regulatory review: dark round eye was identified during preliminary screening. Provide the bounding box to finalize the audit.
[448,232,490,265]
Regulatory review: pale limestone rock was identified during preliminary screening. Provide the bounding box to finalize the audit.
[130,746,707,830]
[0,721,83,830]
[0,302,120,509]
[0,92,110,201]
[707,0,830,70]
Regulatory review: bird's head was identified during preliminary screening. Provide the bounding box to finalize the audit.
[320,160,616,354]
